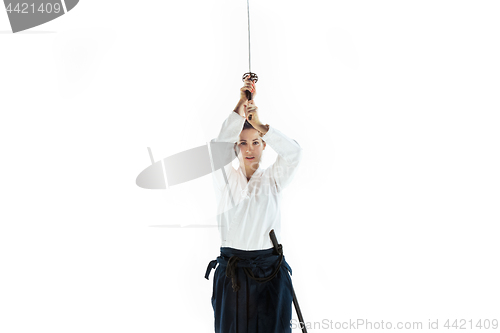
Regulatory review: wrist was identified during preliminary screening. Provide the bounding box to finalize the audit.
[233,100,246,117]
[256,123,269,134]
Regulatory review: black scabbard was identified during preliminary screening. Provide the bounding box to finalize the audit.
[269,229,281,254]
[269,229,308,333]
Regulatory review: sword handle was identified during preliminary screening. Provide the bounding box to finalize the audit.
[246,90,253,102]
[246,90,254,120]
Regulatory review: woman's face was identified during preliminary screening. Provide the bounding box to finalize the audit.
[237,128,266,169]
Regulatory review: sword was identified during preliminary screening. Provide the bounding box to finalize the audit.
[242,0,258,120]
[269,229,308,333]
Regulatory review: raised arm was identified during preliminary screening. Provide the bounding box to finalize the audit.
[262,126,303,190]
[209,77,256,191]
[243,88,302,191]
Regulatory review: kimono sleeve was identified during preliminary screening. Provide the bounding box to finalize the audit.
[261,126,303,191]
[208,111,246,191]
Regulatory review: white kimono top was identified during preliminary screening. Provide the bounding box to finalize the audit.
[209,111,303,250]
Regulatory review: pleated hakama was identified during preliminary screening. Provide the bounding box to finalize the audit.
[205,247,294,333]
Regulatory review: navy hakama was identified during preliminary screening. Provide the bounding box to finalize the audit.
[205,247,294,333]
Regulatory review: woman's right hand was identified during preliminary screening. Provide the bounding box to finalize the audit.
[239,76,256,102]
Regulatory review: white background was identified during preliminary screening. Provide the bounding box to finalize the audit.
[1,0,499,332]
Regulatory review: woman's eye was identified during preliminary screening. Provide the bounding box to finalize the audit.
[240,142,246,145]
[253,142,259,145]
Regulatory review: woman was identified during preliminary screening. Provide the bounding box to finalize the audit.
[205,76,303,333]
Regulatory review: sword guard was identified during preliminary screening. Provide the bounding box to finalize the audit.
[242,72,258,83]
